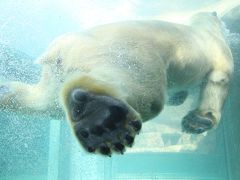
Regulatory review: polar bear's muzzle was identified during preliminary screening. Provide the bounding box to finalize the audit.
[66,88,142,156]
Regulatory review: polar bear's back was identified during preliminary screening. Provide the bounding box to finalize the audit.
[38,21,200,76]
[38,16,232,90]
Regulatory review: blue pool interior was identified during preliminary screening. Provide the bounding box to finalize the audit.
[0,1,240,180]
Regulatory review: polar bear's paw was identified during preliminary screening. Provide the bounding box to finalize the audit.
[68,89,142,156]
[182,110,216,134]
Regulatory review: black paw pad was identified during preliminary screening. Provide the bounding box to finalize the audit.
[77,129,89,139]
[68,89,141,156]
[109,105,127,123]
[70,89,90,122]
[71,89,89,103]
[114,143,125,154]
[182,111,214,134]
[87,146,96,153]
[91,125,104,136]
[72,106,83,121]
[103,105,127,130]
[129,120,142,132]
[99,145,111,156]
[125,134,134,146]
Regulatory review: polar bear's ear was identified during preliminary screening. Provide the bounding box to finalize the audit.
[212,11,217,17]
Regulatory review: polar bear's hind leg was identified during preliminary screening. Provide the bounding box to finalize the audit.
[182,70,232,134]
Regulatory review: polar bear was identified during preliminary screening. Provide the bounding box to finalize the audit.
[0,12,233,156]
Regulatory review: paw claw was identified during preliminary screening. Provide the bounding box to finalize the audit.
[114,143,125,153]
[125,134,134,146]
[71,89,89,103]
[129,120,142,132]
[99,145,111,156]
[87,146,96,153]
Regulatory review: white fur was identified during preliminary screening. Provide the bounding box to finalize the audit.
[0,12,233,144]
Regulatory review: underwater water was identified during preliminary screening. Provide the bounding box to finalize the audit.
[0,0,240,180]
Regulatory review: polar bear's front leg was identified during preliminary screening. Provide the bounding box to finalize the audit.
[182,70,231,134]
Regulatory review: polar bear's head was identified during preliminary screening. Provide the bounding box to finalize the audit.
[189,12,224,34]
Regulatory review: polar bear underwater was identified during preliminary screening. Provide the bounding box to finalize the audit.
[0,12,233,156]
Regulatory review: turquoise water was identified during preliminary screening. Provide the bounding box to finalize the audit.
[0,1,240,180]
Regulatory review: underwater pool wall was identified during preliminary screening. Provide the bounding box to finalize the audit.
[222,7,240,179]
[226,51,240,179]
[223,36,240,180]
